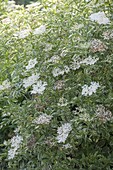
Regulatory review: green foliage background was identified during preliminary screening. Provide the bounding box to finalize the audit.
[0,0,113,169]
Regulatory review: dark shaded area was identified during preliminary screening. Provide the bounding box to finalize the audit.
[10,0,38,6]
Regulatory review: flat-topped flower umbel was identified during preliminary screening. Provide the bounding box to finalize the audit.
[56,123,72,143]
[89,12,110,24]
[82,82,100,96]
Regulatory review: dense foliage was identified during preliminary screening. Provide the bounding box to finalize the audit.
[0,0,113,169]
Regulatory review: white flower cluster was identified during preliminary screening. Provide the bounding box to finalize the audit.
[33,25,46,35]
[8,135,23,160]
[52,65,70,77]
[44,43,53,52]
[7,0,19,12]
[14,29,31,39]
[79,113,93,122]
[2,17,11,24]
[82,82,100,96]
[0,79,11,91]
[14,25,46,39]
[33,113,52,124]
[23,73,47,95]
[23,58,47,94]
[70,57,81,70]
[70,56,99,70]
[25,58,38,70]
[57,97,68,107]
[23,73,40,88]
[47,55,60,63]
[89,12,110,24]
[80,56,99,65]
[31,80,47,94]
[56,123,72,143]
[62,143,72,149]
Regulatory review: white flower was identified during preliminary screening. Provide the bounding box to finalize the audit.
[0,85,4,91]
[60,49,68,57]
[8,148,17,160]
[72,23,84,30]
[48,55,60,63]
[0,79,11,91]
[31,80,47,94]
[44,43,53,51]
[80,56,99,65]
[2,17,11,24]
[8,135,23,160]
[25,58,38,70]
[57,97,68,107]
[23,73,40,88]
[4,140,8,146]
[14,29,31,39]
[2,80,11,88]
[89,12,110,24]
[33,113,52,124]
[14,127,21,134]
[79,113,93,122]
[70,55,98,70]
[56,123,72,143]
[70,55,81,70]
[6,1,16,12]
[2,112,11,117]
[63,143,72,149]
[52,65,70,77]
[64,65,70,73]
[33,25,46,35]
[70,61,81,70]
[10,135,23,148]
[82,82,100,96]
[52,68,65,77]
